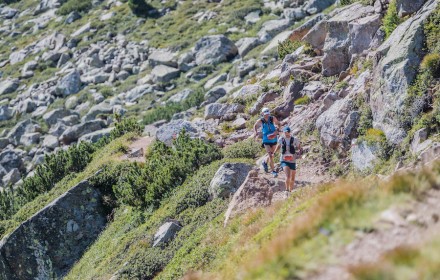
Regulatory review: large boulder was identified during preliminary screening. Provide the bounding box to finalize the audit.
[370,0,438,144]
[202,86,227,105]
[249,90,279,115]
[0,149,25,173]
[321,4,377,76]
[148,50,178,68]
[204,103,245,120]
[59,120,107,144]
[55,70,81,96]
[125,84,153,102]
[43,108,77,125]
[0,180,107,280]
[7,119,40,146]
[351,141,380,171]
[194,35,238,65]
[152,221,182,247]
[316,95,359,149]
[0,79,19,95]
[236,37,260,57]
[156,119,201,146]
[2,168,21,187]
[209,162,253,199]
[151,65,180,83]
[396,0,425,17]
[83,103,114,122]
[168,88,193,103]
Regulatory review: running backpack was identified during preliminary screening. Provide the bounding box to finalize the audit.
[281,137,295,155]
[261,116,275,132]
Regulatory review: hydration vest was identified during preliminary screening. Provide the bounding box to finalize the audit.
[281,137,295,154]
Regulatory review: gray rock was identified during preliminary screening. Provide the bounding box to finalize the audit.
[411,127,429,154]
[209,163,253,199]
[204,103,245,120]
[232,117,247,130]
[321,4,377,76]
[351,141,379,171]
[396,0,425,17]
[168,88,193,103]
[0,138,9,150]
[194,35,238,65]
[65,11,81,24]
[78,127,114,143]
[156,119,201,146]
[62,115,80,126]
[83,103,114,122]
[9,50,28,65]
[59,120,107,144]
[0,79,19,95]
[316,96,358,149]
[19,132,41,146]
[151,65,180,83]
[370,0,438,144]
[237,59,256,78]
[296,14,328,43]
[284,8,306,21]
[22,61,38,73]
[49,121,69,137]
[2,168,21,186]
[7,119,39,146]
[1,7,18,19]
[301,81,325,100]
[42,135,59,150]
[71,22,91,37]
[283,80,304,102]
[153,221,182,247]
[204,73,227,90]
[258,19,292,43]
[55,70,81,96]
[17,99,37,114]
[245,11,261,24]
[203,86,226,105]
[304,0,336,14]
[235,37,260,57]
[249,90,279,115]
[0,149,24,173]
[65,96,78,109]
[117,70,130,81]
[0,105,13,121]
[232,84,261,99]
[0,180,107,280]
[43,108,77,125]
[148,50,178,68]
[125,84,153,102]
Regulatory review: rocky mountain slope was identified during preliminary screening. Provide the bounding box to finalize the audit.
[0,0,439,279]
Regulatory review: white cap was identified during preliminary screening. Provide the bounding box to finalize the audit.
[261,107,270,115]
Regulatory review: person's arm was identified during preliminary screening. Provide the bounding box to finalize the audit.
[274,142,280,154]
[253,119,261,138]
[273,117,281,134]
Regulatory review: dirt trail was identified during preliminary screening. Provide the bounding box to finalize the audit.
[119,136,154,163]
[308,188,440,280]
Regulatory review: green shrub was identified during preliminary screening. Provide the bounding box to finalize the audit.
[128,0,153,17]
[277,39,302,60]
[222,139,261,159]
[421,53,440,78]
[57,0,92,15]
[143,89,204,125]
[110,117,143,140]
[294,95,310,105]
[383,0,402,38]
[425,3,440,53]
[357,105,373,136]
[113,131,222,208]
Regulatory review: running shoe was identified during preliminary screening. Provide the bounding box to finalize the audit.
[262,161,269,173]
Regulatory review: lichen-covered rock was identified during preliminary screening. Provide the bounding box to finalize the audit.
[204,103,245,120]
[0,180,108,280]
[351,140,380,171]
[59,120,107,144]
[209,162,253,199]
[156,119,201,146]
[55,70,81,97]
[370,0,438,144]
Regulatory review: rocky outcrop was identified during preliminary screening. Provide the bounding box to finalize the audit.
[316,94,358,150]
[59,120,107,144]
[153,221,182,247]
[0,180,108,280]
[194,35,238,65]
[370,0,438,144]
[209,163,253,199]
[204,103,245,120]
[351,140,380,171]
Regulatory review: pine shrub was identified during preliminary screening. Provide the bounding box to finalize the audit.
[383,0,402,38]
